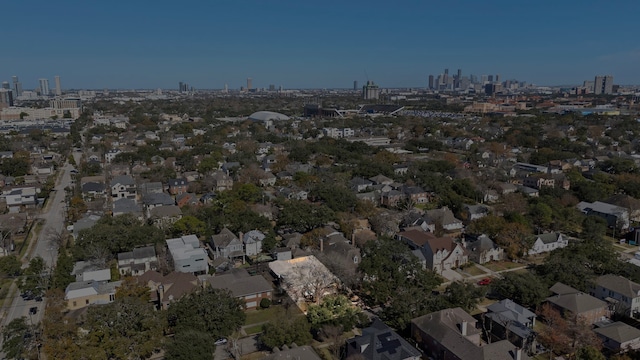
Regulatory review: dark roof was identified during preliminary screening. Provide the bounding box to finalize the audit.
[346,318,421,360]
[263,345,322,360]
[81,181,105,193]
[142,193,175,206]
[207,271,273,298]
[211,228,239,248]
[594,321,640,344]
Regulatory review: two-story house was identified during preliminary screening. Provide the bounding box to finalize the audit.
[397,230,468,274]
[111,175,137,200]
[168,178,189,195]
[117,246,158,276]
[243,230,265,257]
[464,234,504,264]
[206,268,273,310]
[210,228,244,261]
[546,282,609,325]
[591,274,640,318]
[346,318,421,360]
[166,235,209,275]
[484,299,537,354]
[211,170,233,191]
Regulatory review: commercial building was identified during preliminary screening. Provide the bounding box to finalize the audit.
[362,80,380,100]
[39,78,50,96]
[594,75,614,95]
[0,89,13,108]
[54,75,62,96]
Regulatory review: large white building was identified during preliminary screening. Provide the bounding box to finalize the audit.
[594,75,614,95]
[39,78,50,96]
[166,235,209,274]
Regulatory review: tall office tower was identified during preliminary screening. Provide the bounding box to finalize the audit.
[488,75,494,82]
[594,75,614,95]
[54,76,62,96]
[178,81,184,92]
[428,75,434,89]
[0,89,13,108]
[362,80,380,100]
[444,68,449,75]
[469,74,477,84]
[12,76,22,97]
[495,74,500,83]
[353,80,358,91]
[457,69,462,79]
[224,83,228,93]
[269,84,275,91]
[1,82,8,89]
[481,75,488,83]
[247,78,252,91]
[39,78,50,96]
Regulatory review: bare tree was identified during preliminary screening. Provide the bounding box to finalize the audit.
[47,228,70,249]
[281,259,338,304]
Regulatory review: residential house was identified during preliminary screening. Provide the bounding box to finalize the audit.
[527,232,568,255]
[351,177,373,192]
[262,155,277,172]
[117,246,158,276]
[591,274,640,318]
[111,175,136,200]
[112,198,143,219]
[381,190,404,208]
[206,268,273,309]
[346,318,421,360]
[412,307,527,360]
[176,192,199,208]
[166,235,209,274]
[211,170,233,191]
[464,234,504,264]
[71,213,101,239]
[149,205,182,229]
[546,282,609,325]
[168,178,189,195]
[397,230,468,274]
[210,228,244,261]
[369,174,394,186]
[522,175,555,190]
[105,149,122,163]
[81,182,106,201]
[393,163,409,176]
[259,172,277,187]
[594,321,640,353]
[4,187,37,213]
[424,207,464,233]
[139,181,164,195]
[462,204,490,223]
[282,232,302,249]
[142,192,175,217]
[604,194,640,222]
[65,280,122,310]
[137,270,198,310]
[484,299,537,354]
[401,185,430,204]
[243,230,265,257]
[577,201,630,230]
[322,231,361,269]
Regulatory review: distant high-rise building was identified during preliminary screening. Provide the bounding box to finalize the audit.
[247,78,252,91]
[12,76,22,97]
[362,80,380,100]
[39,78,50,96]
[0,89,13,108]
[54,75,62,96]
[495,74,500,83]
[457,69,462,79]
[481,75,488,83]
[179,81,183,92]
[269,84,275,91]
[428,75,434,89]
[488,75,494,82]
[594,75,614,95]
[1,82,9,90]
[444,68,449,75]
[353,80,358,91]
[224,84,228,93]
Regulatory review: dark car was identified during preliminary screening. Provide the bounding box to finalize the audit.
[29,306,37,315]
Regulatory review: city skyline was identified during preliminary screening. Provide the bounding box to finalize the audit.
[2,0,640,89]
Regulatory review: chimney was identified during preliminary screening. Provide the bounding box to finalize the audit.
[461,320,468,336]
[158,285,165,302]
[320,237,324,252]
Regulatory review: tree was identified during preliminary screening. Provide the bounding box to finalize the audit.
[260,315,313,350]
[496,222,532,259]
[0,255,22,277]
[277,200,335,233]
[491,272,549,308]
[443,281,486,311]
[167,287,245,339]
[306,294,366,331]
[466,215,506,238]
[51,250,75,290]
[574,346,606,360]
[2,317,39,360]
[20,256,48,296]
[537,303,571,355]
[79,296,165,359]
[164,330,216,360]
[171,215,206,237]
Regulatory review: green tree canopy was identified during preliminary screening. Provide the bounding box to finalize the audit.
[306,294,366,332]
[167,287,245,339]
[260,315,313,350]
[491,271,549,308]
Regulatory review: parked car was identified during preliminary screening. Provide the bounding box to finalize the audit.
[29,306,38,315]
[214,338,227,346]
[477,277,492,286]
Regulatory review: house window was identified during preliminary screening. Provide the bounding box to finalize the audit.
[86,299,89,305]
[110,294,115,301]
[73,301,77,307]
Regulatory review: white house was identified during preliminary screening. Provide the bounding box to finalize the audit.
[592,274,640,318]
[527,232,568,255]
[243,230,265,256]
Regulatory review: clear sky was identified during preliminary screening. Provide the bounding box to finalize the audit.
[3,0,639,90]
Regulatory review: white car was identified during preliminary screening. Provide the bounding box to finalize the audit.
[214,338,227,346]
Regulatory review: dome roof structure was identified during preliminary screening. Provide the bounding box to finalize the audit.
[248,111,290,122]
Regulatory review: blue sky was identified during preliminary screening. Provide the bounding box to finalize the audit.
[3,0,639,89]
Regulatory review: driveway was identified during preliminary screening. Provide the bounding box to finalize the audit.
[441,269,464,282]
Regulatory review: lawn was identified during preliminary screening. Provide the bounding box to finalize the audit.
[244,324,264,335]
[483,261,524,272]
[463,265,488,276]
[244,305,303,326]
